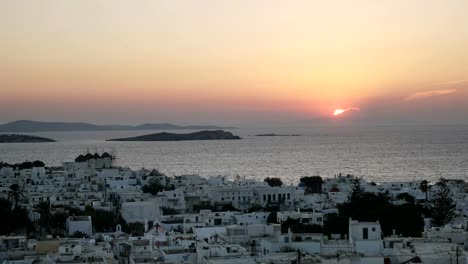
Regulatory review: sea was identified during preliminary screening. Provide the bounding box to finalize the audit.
[1,125,468,184]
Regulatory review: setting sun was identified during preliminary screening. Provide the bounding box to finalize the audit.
[334,109,346,116]
[333,107,360,117]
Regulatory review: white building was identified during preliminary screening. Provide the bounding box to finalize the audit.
[348,219,383,256]
[66,216,93,237]
[277,211,324,226]
[121,200,161,223]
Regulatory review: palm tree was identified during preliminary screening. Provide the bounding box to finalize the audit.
[8,184,23,210]
[420,180,429,201]
[34,199,52,235]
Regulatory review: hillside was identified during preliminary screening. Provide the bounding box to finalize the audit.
[107,130,241,141]
[0,120,234,132]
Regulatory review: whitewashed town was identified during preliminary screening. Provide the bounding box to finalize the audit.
[1,152,467,264]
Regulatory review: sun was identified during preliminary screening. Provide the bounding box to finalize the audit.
[333,107,360,117]
[333,109,346,116]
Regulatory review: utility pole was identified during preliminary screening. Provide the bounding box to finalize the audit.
[456,246,459,264]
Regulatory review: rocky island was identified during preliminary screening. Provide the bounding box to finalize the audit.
[0,134,56,143]
[107,130,241,141]
[256,133,301,137]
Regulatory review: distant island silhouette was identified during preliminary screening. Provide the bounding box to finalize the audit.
[0,134,56,143]
[0,120,236,132]
[256,134,302,137]
[107,130,241,142]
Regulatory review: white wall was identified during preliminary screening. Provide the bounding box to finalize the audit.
[122,201,160,223]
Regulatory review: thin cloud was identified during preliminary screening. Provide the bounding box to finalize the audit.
[432,80,467,86]
[404,89,457,101]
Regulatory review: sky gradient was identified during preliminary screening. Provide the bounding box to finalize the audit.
[2,0,468,126]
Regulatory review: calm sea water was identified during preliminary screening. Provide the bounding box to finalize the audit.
[1,125,467,183]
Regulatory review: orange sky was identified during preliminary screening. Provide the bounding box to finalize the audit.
[1,1,468,125]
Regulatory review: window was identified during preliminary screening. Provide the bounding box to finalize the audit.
[372,227,376,232]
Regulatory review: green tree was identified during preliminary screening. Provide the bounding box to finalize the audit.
[431,178,456,227]
[347,178,365,203]
[300,176,323,194]
[264,177,283,187]
[142,178,164,195]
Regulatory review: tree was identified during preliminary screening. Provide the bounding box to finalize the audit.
[420,180,429,201]
[128,222,145,236]
[149,169,164,176]
[347,178,365,203]
[32,160,45,167]
[93,209,125,232]
[161,207,178,215]
[142,178,164,195]
[221,204,238,212]
[0,198,30,235]
[264,177,283,187]
[323,213,348,238]
[267,212,278,224]
[34,200,52,234]
[396,193,415,204]
[49,211,69,231]
[8,184,23,210]
[247,204,264,213]
[300,176,323,194]
[337,186,425,237]
[431,178,456,227]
